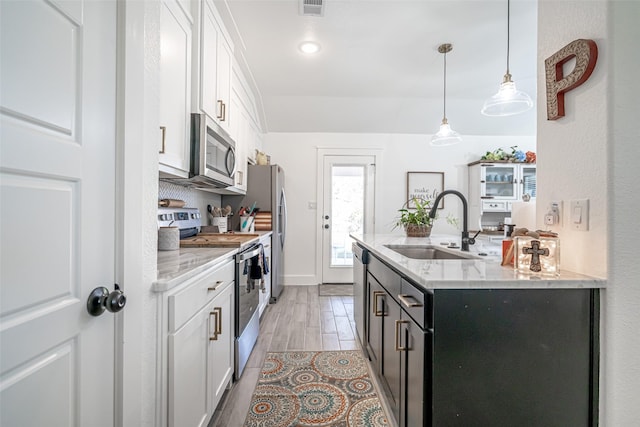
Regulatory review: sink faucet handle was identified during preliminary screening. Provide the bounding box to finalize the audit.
[465,230,481,246]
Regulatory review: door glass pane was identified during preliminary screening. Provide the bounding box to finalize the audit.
[331,165,364,267]
[484,166,516,198]
[522,167,537,198]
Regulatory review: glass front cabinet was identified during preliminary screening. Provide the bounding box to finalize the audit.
[468,161,537,231]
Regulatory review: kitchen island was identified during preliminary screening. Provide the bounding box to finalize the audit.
[351,233,604,427]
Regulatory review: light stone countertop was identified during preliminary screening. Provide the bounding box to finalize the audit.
[352,233,606,290]
[154,231,273,292]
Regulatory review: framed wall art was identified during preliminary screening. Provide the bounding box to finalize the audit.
[406,171,444,209]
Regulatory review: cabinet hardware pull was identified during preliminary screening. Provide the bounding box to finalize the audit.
[207,280,224,291]
[217,100,224,119]
[398,294,423,308]
[395,320,409,351]
[221,102,226,121]
[214,307,222,336]
[159,126,166,154]
[373,291,385,317]
[209,310,219,341]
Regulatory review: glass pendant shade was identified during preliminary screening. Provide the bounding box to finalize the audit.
[482,0,533,117]
[431,119,462,146]
[481,73,533,116]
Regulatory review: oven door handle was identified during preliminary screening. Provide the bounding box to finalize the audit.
[237,245,261,263]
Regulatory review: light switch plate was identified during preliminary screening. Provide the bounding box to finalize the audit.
[569,199,589,231]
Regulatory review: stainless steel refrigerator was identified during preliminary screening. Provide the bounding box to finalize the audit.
[223,164,287,302]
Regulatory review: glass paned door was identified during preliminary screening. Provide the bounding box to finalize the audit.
[482,164,518,199]
[330,165,364,266]
[321,155,375,283]
[521,165,537,199]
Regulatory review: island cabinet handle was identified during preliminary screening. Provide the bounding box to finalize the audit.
[372,291,385,316]
[395,320,409,351]
[398,294,423,308]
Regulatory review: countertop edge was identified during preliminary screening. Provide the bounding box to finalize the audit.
[154,231,274,293]
[153,248,238,292]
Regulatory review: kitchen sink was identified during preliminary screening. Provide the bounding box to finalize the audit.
[384,245,479,260]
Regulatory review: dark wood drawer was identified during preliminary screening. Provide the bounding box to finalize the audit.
[368,254,401,298]
[399,278,433,329]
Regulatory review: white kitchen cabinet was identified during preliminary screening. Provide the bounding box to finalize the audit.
[258,234,272,317]
[159,0,192,178]
[162,257,235,427]
[200,0,232,132]
[206,280,234,414]
[468,161,537,231]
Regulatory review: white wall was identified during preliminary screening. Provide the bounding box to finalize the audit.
[264,133,535,285]
[537,1,640,425]
[607,1,640,423]
[537,1,608,278]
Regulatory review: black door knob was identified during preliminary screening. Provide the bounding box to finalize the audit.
[324,215,330,220]
[324,224,330,229]
[87,284,127,316]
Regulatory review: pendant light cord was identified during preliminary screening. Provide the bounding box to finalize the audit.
[506,0,511,75]
[443,49,447,121]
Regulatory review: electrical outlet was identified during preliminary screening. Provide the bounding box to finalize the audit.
[544,214,555,225]
[544,201,562,226]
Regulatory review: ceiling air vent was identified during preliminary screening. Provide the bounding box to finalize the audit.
[300,0,324,17]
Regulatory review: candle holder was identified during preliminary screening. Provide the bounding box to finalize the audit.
[514,236,560,276]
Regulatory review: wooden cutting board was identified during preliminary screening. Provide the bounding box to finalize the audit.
[180,233,260,248]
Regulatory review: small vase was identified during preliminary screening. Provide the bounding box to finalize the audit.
[405,224,432,237]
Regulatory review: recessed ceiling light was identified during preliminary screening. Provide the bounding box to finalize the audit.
[299,41,321,54]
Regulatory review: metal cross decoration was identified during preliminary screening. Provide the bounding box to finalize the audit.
[522,240,550,272]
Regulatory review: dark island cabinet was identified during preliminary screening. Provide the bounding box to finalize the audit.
[363,252,599,427]
[366,256,431,426]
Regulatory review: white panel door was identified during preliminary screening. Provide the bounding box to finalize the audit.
[0,1,118,426]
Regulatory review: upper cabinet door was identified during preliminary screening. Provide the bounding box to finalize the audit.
[159,0,192,178]
[200,1,232,131]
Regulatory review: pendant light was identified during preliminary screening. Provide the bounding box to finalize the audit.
[481,0,533,116]
[431,43,462,146]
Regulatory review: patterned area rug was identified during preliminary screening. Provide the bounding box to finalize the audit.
[244,350,389,427]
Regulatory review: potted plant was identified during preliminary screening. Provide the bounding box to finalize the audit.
[394,198,434,237]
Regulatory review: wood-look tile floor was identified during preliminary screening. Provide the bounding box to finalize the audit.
[209,285,364,427]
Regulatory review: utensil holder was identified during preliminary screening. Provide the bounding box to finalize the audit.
[240,216,255,232]
[211,216,228,233]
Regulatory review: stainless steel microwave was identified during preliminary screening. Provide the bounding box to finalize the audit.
[190,113,236,187]
[163,113,236,189]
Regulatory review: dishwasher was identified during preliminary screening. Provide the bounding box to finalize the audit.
[352,242,369,353]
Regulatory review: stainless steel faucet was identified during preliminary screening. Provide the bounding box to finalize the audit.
[428,190,476,252]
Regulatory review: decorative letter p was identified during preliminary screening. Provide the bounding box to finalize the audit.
[545,39,598,120]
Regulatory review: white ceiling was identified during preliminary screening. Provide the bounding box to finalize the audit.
[216,0,538,136]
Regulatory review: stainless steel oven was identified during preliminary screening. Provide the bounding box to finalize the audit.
[234,243,261,379]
